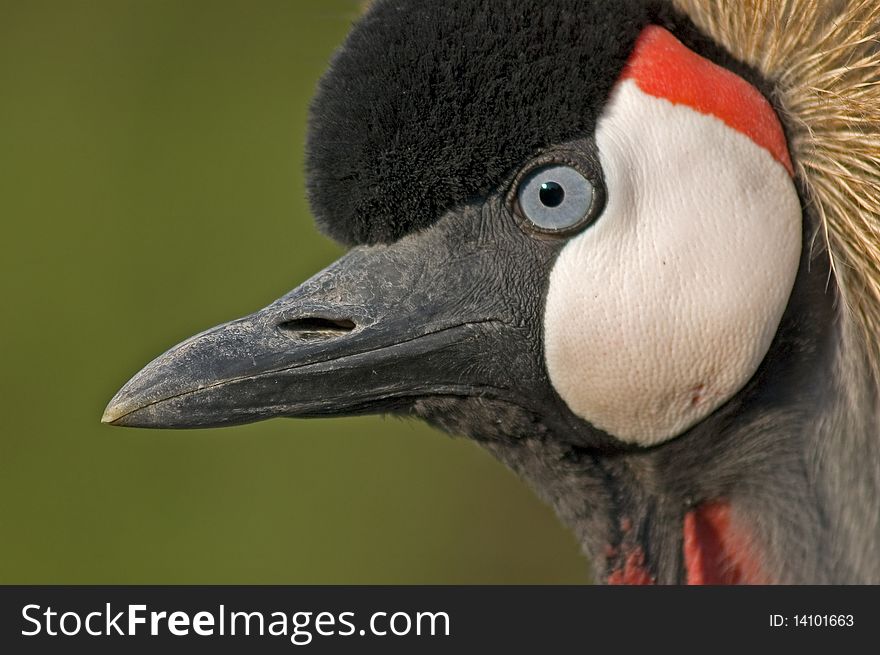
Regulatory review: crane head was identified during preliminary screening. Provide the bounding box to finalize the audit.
[104,0,878,583]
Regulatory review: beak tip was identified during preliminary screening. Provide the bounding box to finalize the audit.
[101,401,125,426]
[102,385,137,426]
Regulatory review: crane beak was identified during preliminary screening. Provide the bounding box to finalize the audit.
[102,237,514,429]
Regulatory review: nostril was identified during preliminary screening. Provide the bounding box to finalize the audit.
[277,317,357,341]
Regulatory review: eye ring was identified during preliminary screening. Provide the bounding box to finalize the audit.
[512,162,604,236]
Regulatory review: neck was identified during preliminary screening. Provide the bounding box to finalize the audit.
[486,228,880,584]
[486,371,879,584]
[792,323,880,583]
[483,315,880,584]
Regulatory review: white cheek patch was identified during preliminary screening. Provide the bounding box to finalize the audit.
[543,80,802,445]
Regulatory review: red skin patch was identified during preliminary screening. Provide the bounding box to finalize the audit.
[683,502,767,585]
[621,25,793,176]
[607,547,655,585]
[605,503,764,584]
[606,516,655,585]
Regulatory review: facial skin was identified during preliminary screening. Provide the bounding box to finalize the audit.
[544,76,801,446]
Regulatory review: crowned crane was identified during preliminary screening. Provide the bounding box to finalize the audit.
[103,0,880,584]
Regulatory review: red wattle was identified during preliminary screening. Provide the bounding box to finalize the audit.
[684,501,766,585]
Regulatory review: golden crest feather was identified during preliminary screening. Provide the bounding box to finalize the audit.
[674,0,880,378]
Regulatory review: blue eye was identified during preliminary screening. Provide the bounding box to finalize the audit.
[517,164,597,233]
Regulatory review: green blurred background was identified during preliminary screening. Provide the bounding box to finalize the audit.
[0,0,589,584]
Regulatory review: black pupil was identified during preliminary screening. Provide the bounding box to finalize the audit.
[539,181,565,208]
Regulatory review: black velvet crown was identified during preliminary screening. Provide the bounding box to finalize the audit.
[306,0,677,245]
